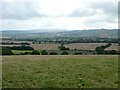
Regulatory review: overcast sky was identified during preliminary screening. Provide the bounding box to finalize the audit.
[0,0,119,31]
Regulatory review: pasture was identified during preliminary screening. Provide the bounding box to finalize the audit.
[2,55,118,88]
[12,50,33,54]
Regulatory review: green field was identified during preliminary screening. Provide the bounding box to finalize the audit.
[2,55,118,88]
[12,50,33,54]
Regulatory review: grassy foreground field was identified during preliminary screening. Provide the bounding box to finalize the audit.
[2,55,118,88]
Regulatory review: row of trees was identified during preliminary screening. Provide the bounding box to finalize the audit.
[0,42,30,45]
[21,50,83,55]
[95,43,119,54]
[4,45,34,50]
[27,37,118,44]
[21,50,70,55]
[0,47,14,55]
[0,47,83,55]
[1,47,119,55]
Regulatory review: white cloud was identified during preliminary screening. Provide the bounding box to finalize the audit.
[0,0,119,30]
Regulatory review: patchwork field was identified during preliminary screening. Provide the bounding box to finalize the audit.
[30,44,60,50]
[105,43,118,51]
[1,42,118,51]
[2,55,118,88]
[65,43,118,51]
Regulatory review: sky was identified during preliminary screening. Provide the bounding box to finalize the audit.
[0,0,119,31]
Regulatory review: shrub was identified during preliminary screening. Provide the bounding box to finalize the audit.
[61,51,69,55]
[59,45,69,50]
[6,45,34,50]
[31,50,40,55]
[105,50,118,55]
[74,48,77,50]
[95,46,105,54]
[49,52,58,55]
[0,47,14,55]
[23,52,29,55]
[41,50,48,55]
[74,52,82,55]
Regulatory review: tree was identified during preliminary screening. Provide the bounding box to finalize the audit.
[31,50,40,55]
[49,52,58,55]
[41,50,48,55]
[39,41,41,44]
[74,52,82,55]
[0,47,14,55]
[95,46,105,54]
[59,45,69,50]
[95,43,112,54]
[61,51,69,55]
[6,45,34,50]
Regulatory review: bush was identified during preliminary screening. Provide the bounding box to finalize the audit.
[49,52,58,55]
[23,52,29,55]
[59,45,69,50]
[61,51,69,55]
[95,43,112,54]
[41,50,48,55]
[31,50,40,55]
[95,46,105,54]
[74,52,82,55]
[6,45,34,50]
[0,47,14,55]
[105,50,118,55]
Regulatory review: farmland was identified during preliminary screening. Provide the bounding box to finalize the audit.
[12,50,33,55]
[1,29,119,88]
[2,55,118,88]
[65,43,119,51]
[1,42,119,55]
[1,43,118,51]
[30,44,60,50]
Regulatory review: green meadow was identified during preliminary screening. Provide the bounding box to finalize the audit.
[2,55,118,88]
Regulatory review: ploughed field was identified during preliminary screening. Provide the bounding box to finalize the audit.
[1,42,119,51]
[30,44,60,50]
[65,43,118,51]
[30,43,118,51]
[2,55,118,88]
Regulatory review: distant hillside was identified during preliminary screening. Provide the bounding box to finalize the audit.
[0,29,118,39]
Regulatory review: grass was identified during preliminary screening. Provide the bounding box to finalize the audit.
[12,50,33,54]
[2,55,118,88]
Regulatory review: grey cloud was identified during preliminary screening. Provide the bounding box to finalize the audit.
[90,2,117,17]
[68,2,117,18]
[68,8,97,17]
[84,2,118,26]
[1,2,44,20]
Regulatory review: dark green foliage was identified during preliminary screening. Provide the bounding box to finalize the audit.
[39,41,41,44]
[1,42,30,45]
[0,47,14,55]
[95,43,112,54]
[5,45,34,50]
[59,45,69,50]
[105,50,118,55]
[20,52,29,55]
[101,43,112,49]
[61,51,69,55]
[74,52,82,55]
[22,52,29,55]
[49,52,58,55]
[31,50,40,55]
[95,46,105,54]
[41,50,48,55]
